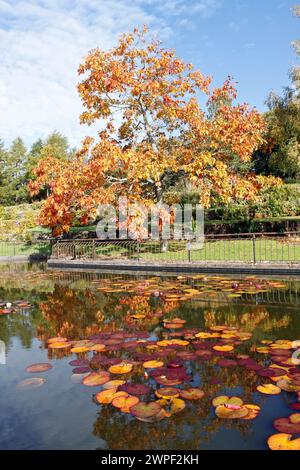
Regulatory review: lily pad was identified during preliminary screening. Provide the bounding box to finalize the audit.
[130,401,163,421]
[118,383,150,395]
[95,389,128,404]
[179,388,205,400]
[257,384,282,395]
[17,377,46,389]
[215,404,249,419]
[212,396,243,407]
[143,360,164,369]
[273,416,300,433]
[102,380,126,390]
[112,395,140,413]
[82,371,110,387]
[157,398,186,416]
[109,362,133,374]
[26,363,52,373]
[155,387,180,399]
[267,433,300,450]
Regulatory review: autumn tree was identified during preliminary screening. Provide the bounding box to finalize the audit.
[31,27,277,235]
[27,131,75,202]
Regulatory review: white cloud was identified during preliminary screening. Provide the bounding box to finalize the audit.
[0,0,222,148]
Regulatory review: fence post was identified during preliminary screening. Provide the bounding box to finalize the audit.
[92,240,96,259]
[187,241,191,262]
[252,234,256,264]
[137,242,140,261]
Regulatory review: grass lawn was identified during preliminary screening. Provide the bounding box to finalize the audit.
[0,242,51,257]
[139,239,300,263]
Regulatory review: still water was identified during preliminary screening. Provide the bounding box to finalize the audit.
[0,263,299,450]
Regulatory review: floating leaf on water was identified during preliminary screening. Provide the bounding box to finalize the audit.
[48,341,72,349]
[102,380,126,390]
[109,362,133,374]
[26,363,52,373]
[157,339,189,347]
[276,379,300,392]
[157,398,186,417]
[88,344,106,352]
[217,359,237,368]
[256,347,270,354]
[257,384,282,395]
[212,396,243,407]
[82,371,110,387]
[289,413,300,424]
[118,383,150,395]
[17,377,46,389]
[195,332,220,339]
[155,387,180,400]
[290,403,300,411]
[143,360,164,369]
[257,368,283,378]
[69,358,89,367]
[215,405,248,419]
[130,401,163,421]
[179,388,205,400]
[71,346,90,354]
[47,337,68,343]
[112,395,140,413]
[72,366,91,374]
[273,416,300,434]
[213,345,234,352]
[242,404,261,420]
[267,433,300,451]
[95,389,128,405]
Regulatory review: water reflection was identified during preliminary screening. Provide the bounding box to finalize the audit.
[0,264,299,450]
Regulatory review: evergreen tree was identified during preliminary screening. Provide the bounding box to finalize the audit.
[1,137,28,204]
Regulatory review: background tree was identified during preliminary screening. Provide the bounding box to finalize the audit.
[291,5,300,101]
[27,132,74,201]
[1,137,28,205]
[253,8,300,181]
[31,27,277,235]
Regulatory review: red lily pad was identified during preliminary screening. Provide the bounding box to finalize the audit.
[72,366,91,374]
[118,383,150,395]
[257,367,284,378]
[176,351,197,361]
[273,417,300,434]
[290,403,300,411]
[26,363,52,373]
[69,359,89,367]
[167,359,184,368]
[218,359,238,368]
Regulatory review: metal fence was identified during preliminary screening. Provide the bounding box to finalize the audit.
[51,232,300,264]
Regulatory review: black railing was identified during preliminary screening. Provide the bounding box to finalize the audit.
[51,232,300,264]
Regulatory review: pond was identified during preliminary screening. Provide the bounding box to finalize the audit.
[0,263,300,450]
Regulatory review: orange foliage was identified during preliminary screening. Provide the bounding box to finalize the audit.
[29,27,279,235]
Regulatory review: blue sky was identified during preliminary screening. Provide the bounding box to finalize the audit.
[0,0,298,147]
